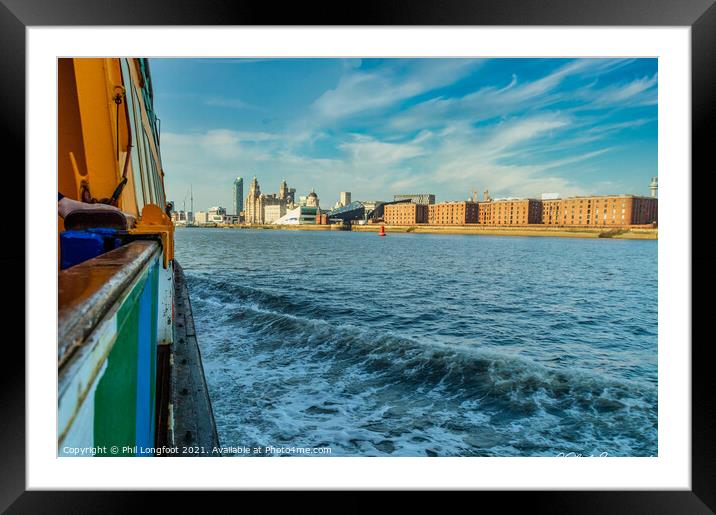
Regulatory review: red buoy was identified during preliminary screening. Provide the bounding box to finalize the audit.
[379,225,386,236]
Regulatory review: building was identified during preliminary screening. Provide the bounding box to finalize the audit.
[428,201,478,225]
[541,195,657,226]
[393,194,436,205]
[264,203,287,224]
[487,199,542,225]
[278,179,296,206]
[245,177,296,224]
[300,206,320,224]
[171,210,188,223]
[384,202,428,225]
[245,176,263,223]
[194,211,209,225]
[541,199,562,225]
[287,187,297,206]
[208,206,227,224]
[233,177,243,215]
[367,200,405,222]
[477,202,493,224]
[273,206,300,225]
[280,206,318,224]
[306,189,320,208]
[272,205,319,225]
[468,193,659,226]
[339,191,351,207]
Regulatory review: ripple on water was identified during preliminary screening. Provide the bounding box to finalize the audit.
[176,229,658,457]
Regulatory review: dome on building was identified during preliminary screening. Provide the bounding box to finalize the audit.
[306,189,319,208]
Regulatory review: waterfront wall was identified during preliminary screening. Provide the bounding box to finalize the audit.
[179,223,657,239]
[350,224,657,239]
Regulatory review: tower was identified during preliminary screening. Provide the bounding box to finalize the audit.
[233,177,243,215]
[650,177,658,198]
[279,179,288,201]
[246,176,262,224]
[287,188,296,206]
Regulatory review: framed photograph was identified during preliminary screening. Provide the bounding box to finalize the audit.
[6,0,714,511]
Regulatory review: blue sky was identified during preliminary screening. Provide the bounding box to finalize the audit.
[150,58,657,212]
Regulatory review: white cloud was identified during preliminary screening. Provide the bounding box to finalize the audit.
[205,96,257,110]
[339,134,425,164]
[483,114,570,155]
[388,59,644,131]
[577,74,658,109]
[312,59,483,121]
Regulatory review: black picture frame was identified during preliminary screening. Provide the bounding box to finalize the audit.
[3,0,713,511]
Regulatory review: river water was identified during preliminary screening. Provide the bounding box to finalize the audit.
[175,228,657,457]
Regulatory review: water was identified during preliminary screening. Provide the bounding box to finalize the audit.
[175,228,657,457]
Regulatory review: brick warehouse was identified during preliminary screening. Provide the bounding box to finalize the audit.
[416,195,656,227]
[428,201,479,225]
[384,202,429,225]
[540,195,657,226]
[479,199,543,225]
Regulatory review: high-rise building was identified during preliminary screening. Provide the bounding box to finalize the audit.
[339,192,351,207]
[233,177,243,216]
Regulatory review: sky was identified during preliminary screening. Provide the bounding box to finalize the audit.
[150,58,657,213]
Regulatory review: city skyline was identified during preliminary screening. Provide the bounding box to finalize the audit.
[152,58,658,212]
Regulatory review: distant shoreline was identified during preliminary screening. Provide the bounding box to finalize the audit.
[178,223,658,240]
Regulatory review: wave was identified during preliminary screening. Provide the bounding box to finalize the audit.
[186,271,657,456]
